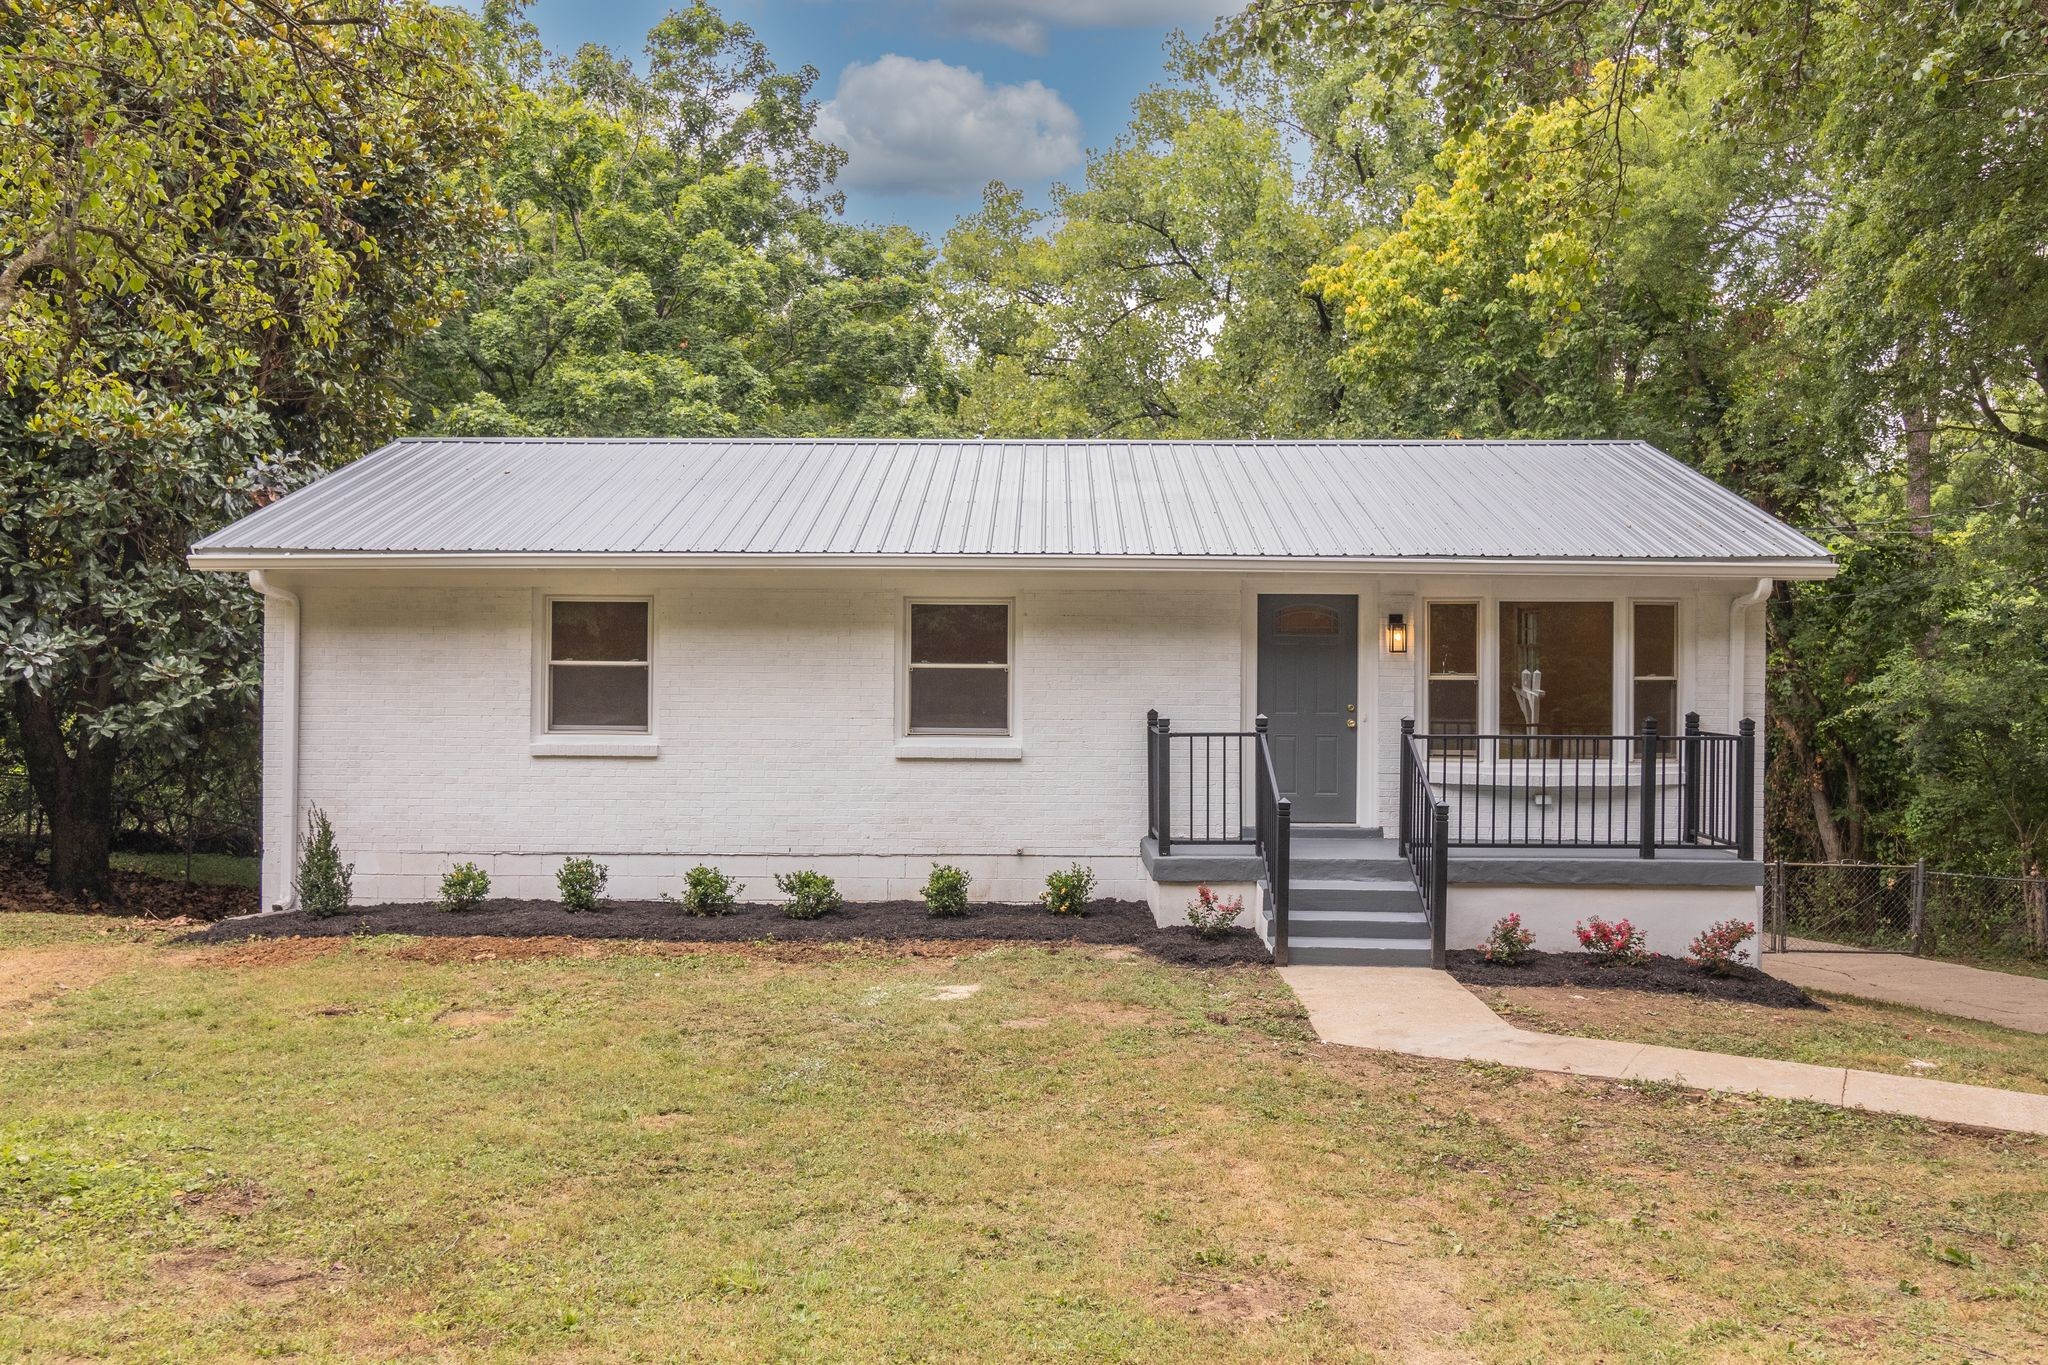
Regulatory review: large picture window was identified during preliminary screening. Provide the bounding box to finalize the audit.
[547,599,649,732]
[907,601,1011,734]
[1498,601,1614,736]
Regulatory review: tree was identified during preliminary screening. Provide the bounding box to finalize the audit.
[407,6,953,438]
[0,0,502,897]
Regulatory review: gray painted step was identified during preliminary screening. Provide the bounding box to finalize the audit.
[1294,826,1385,840]
[1285,938,1436,967]
[1292,878,1427,916]
[1290,906,1429,940]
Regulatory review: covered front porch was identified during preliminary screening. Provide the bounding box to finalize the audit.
[1139,710,1763,967]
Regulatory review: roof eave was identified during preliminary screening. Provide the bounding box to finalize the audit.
[188,550,1838,579]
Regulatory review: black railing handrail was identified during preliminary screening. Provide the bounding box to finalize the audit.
[1148,710,1291,964]
[1409,714,1756,861]
[1399,719,1450,968]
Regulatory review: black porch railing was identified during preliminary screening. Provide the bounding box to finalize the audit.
[1405,713,1755,860]
[1398,727,1449,968]
[1147,711,1291,964]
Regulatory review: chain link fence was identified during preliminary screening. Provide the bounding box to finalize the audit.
[1766,860,2048,964]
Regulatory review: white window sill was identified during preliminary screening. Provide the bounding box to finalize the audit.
[530,736,660,759]
[894,736,1023,761]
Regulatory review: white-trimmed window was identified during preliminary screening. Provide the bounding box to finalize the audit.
[905,600,1011,735]
[1632,601,1679,733]
[1425,602,1480,737]
[546,598,650,732]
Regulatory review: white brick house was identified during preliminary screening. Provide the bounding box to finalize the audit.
[191,439,1833,965]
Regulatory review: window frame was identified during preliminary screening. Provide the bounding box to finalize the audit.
[543,595,653,736]
[901,597,1015,738]
[1416,591,1689,738]
[1629,599,1681,734]
[1422,599,1483,739]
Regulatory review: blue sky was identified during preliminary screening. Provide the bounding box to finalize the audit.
[517,0,1237,240]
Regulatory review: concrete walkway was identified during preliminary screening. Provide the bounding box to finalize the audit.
[1761,949,2048,1034]
[1282,965,2048,1137]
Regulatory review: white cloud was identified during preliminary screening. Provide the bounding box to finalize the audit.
[817,55,1084,196]
[936,0,1235,53]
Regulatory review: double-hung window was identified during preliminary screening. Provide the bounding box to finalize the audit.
[906,601,1011,735]
[1631,602,1679,733]
[546,599,650,732]
[1425,602,1480,738]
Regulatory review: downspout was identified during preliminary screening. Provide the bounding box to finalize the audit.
[249,571,300,911]
[1727,577,1772,730]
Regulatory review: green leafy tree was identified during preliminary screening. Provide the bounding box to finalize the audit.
[408,5,953,438]
[0,0,502,896]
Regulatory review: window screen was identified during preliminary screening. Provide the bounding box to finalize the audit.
[549,600,649,731]
[908,602,1009,733]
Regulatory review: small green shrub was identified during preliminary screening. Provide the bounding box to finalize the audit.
[774,870,842,919]
[438,861,491,912]
[1184,884,1244,939]
[557,857,608,912]
[923,863,972,917]
[667,864,743,916]
[1040,863,1096,916]
[1479,912,1534,964]
[294,807,352,918]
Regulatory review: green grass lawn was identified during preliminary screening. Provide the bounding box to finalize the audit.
[107,851,259,889]
[1473,982,2048,1096]
[2,915,2043,1362]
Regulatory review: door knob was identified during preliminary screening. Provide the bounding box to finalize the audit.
[1346,719,1357,729]
[1346,703,1356,712]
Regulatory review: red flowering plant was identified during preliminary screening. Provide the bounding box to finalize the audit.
[1574,916,1647,965]
[1687,919,1756,975]
[1185,884,1245,940]
[1479,913,1534,964]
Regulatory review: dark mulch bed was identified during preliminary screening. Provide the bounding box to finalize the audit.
[184,897,1269,967]
[0,850,255,923]
[1445,948,1820,1009]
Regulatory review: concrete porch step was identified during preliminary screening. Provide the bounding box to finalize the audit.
[1291,877,1428,915]
[1289,905,1430,940]
[1285,938,1436,967]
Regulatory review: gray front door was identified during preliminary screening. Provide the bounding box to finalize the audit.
[1257,595,1358,824]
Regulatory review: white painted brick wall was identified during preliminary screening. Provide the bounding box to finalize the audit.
[257,571,1774,910]
[267,574,1242,907]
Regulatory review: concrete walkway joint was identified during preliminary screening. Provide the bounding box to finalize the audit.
[1282,965,2048,1138]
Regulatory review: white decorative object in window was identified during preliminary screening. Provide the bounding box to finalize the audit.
[547,599,649,732]
[906,601,1010,735]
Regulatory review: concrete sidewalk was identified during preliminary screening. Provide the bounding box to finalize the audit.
[1282,965,2048,1137]
[1762,949,2048,1034]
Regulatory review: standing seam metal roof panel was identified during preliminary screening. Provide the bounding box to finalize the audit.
[190,437,1833,564]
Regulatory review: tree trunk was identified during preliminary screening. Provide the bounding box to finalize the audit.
[11,684,118,900]
[1903,405,1935,544]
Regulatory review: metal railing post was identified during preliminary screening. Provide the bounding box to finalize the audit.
[1399,717,1415,855]
[1736,718,1756,862]
[1273,796,1291,966]
[1145,710,1159,844]
[1681,711,1701,845]
[1155,716,1172,857]
[1910,858,1927,956]
[1430,801,1449,968]
[1637,717,1659,860]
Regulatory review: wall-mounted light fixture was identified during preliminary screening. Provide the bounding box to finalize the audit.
[1385,612,1410,654]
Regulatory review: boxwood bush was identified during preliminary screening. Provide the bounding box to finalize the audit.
[922,863,972,917]
[670,864,743,916]
[437,861,491,913]
[774,870,841,919]
[557,857,608,912]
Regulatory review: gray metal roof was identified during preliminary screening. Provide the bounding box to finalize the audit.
[190,438,1832,570]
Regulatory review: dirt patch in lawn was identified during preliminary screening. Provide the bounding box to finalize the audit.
[185,897,1269,967]
[1444,948,1818,1008]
